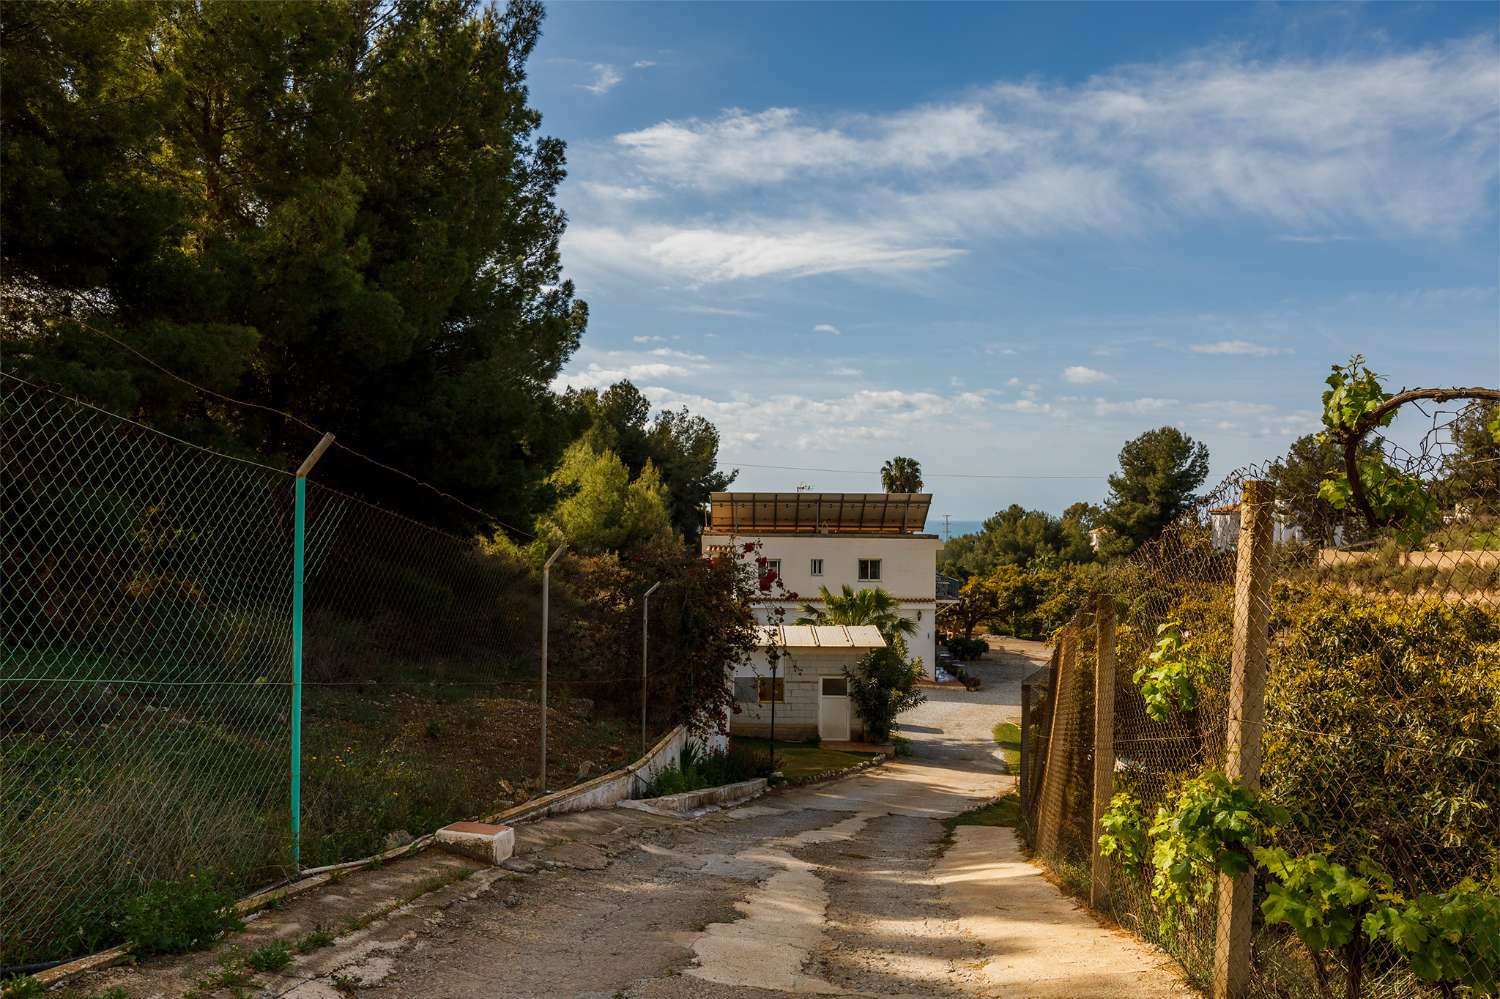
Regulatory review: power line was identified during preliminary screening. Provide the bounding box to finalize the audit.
[722,460,1106,480]
[13,310,536,538]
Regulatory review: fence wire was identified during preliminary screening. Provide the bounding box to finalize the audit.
[1,377,681,967]
[1024,400,1500,998]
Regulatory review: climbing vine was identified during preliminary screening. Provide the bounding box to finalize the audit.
[1132,621,1212,722]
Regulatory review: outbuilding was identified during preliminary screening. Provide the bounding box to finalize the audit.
[730,624,885,742]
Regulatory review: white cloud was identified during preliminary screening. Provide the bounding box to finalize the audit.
[566,222,963,283]
[813,323,841,336]
[633,59,657,69]
[577,63,624,95]
[571,39,1498,286]
[1093,397,1179,416]
[1061,365,1114,384]
[1190,340,1293,357]
[632,335,665,343]
[668,303,760,318]
[580,181,657,202]
[830,366,862,377]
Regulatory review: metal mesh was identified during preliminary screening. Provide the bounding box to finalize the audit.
[1022,401,1500,997]
[1,377,677,966]
[3,375,294,963]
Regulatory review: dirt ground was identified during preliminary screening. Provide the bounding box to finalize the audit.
[69,639,1194,999]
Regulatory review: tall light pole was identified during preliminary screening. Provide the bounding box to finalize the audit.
[540,542,566,792]
[641,580,661,755]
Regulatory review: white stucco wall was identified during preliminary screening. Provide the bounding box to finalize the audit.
[731,646,870,740]
[703,532,942,677]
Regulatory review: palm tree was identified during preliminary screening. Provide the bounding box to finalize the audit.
[880,456,923,493]
[796,584,916,640]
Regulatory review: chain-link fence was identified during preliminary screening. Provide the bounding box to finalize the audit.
[1023,399,1499,998]
[1,376,695,967]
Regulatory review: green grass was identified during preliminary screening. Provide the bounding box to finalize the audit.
[246,941,292,973]
[730,737,877,781]
[942,793,1022,832]
[992,721,1021,774]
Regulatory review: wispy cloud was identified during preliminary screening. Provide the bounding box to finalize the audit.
[568,39,1498,285]
[813,323,841,335]
[632,335,665,343]
[1191,340,1293,357]
[633,59,657,69]
[1062,365,1114,385]
[577,63,625,95]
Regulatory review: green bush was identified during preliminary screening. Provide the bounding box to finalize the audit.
[116,873,242,957]
[848,635,926,743]
[646,741,770,797]
[944,636,988,661]
[1264,586,1500,895]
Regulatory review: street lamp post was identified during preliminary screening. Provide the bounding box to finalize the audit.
[641,580,660,756]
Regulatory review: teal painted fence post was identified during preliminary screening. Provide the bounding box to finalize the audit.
[291,434,335,873]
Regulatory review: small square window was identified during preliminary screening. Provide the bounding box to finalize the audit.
[858,558,882,581]
[734,677,759,703]
[810,558,823,576]
[757,677,785,703]
[766,559,781,579]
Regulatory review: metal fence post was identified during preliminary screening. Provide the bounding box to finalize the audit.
[540,543,566,792]
[290,433,334,872]
[1090,592,1117,910]
[641,580,660,756]
[1214,480,1275,999]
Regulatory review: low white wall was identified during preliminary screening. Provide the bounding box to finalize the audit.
[488,718,729,826]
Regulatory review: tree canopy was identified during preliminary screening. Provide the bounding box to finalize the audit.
[1099,427,1210,553]
[796,584,916,641]
[880,456,923,493]
[3,0,584,528]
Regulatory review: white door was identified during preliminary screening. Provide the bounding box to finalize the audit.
[818,676,851,741]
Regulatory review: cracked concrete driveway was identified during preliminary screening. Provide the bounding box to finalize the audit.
[75,640,1193,999]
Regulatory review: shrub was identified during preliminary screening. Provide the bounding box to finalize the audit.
[847,635,926,743]
[1264,586,1500,895]
[646,741,770,797]
[116,873,242,957]
[944,636,988,661]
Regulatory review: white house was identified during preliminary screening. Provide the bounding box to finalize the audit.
[702,491,947,678]
[731,624,886,742]
[1208,503,1318,550]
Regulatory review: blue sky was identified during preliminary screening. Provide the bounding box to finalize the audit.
[531,2,1500,518]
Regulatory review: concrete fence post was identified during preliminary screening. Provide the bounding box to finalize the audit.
[1090,592,1117,910]
[1213,480,1276,999]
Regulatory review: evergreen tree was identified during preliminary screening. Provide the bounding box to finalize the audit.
[1100,427,1210,552]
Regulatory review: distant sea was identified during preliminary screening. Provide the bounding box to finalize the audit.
[925,518,984,540]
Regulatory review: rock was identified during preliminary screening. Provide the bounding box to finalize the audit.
[382,829,413,851]
[575,761,594,780]
[498,778,515,797]
[500,858,538,874]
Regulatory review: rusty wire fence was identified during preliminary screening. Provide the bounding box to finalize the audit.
[1,375,694,967]
[1023,399,1499,998]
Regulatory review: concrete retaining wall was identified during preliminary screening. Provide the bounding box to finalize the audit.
[624,777,767,814]
[486,725,695,826]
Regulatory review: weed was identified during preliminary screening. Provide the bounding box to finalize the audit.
[296,923,336,953]
[941,793,1022,834]
[330,971,359,994]
[424,718,444,740]
[246,941,291,973]
[118,874,243,957]
[185,954,253,997]
[0,977,42,999]
[891,735,913,757]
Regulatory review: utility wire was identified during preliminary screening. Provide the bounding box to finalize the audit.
[11,310,536,538]
[722,460,1105,480]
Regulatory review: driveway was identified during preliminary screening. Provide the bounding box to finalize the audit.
[73,640,1192,998]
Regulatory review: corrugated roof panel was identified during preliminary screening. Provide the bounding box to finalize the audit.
[843,625,886,648]
[707,492,932,534]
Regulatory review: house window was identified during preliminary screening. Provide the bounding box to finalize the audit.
[858,558,882,581]
[821,676,848,696]
[810,558,823,576]
[733,677,758,703]
[765,559,781,581]
[757,677,785,703]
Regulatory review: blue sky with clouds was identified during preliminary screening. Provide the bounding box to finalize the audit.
[529,1,1500,519]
